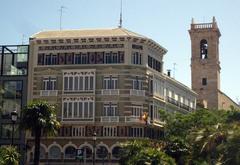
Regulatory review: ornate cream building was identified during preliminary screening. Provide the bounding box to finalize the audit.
[27,28,197,164]
[189,17,239,109]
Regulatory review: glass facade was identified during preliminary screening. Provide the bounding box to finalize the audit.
[0,45,28,165]
[0,45,28,76]
[1,81,22,118]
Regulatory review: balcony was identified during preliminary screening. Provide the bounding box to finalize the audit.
[167,96,193,111]
[125,116,142,123]
[40,90,58,96]
[130,89,145,97]
[101,89,119,95]
[100,116,119,122]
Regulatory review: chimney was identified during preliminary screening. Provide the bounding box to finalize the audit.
[167,69,171,77]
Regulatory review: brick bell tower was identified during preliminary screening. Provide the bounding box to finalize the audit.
[189,17,221,109]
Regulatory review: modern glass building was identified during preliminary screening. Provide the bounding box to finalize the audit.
[0,45,29,165]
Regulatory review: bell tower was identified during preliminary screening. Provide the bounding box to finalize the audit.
[189,17,221,109]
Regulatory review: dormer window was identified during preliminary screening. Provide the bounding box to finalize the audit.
[200,39,208,59]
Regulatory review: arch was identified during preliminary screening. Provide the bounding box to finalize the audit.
[30,143,48,152]
[64,145,76,159]
[30,144,47,160]
[200,39,208,59]
[48,145,62,159]
[96,143,110,153]
[62,142,78,151]
[79,142,93,150]
[109,142,120,151]
[79,143,93,159]
[96,143,110,159]
[48,142,63,152]
[111,146,122,159]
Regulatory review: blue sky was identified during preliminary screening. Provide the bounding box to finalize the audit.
[0,0,239,103]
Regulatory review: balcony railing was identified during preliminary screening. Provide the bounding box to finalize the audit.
[100,116,119,122]
[125,116,142,123]
[130,89,145,97]
[40,90,58,96]
[101,89,119,95]
[166,96,194,111]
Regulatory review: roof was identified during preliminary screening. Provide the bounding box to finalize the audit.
[31,28,148,39]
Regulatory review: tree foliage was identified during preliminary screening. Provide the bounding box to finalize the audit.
[119,140,176,165]
[20,100,60,165]
[0,146,20,165]
[119,108,240,165]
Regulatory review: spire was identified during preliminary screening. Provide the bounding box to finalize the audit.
[118,0,123,28]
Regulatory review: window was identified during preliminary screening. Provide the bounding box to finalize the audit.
[63,71,95,92]
[149,79,153,93]
[132,106,143,117]
[37,49,124,65]
[148,56,153,67]
[132,52,142,65]
[202,78,207,86]
[43,77,56,90]
[62,98,94,119]
[105,52,111,63]
[96,146,108,159]
[81,53,88,64]
[103,76,118,89]
[72,126,85,136]
[45,54,58,65]
[81,146,92,158]
[103,126,117,136]
[2,81,22,117]
[148,55,161,72]
[153,78,164,97]
[112,52,118,63]
[112,146,122,159]
[75,53,81,64]
[48,146,61,159]
[200,39,208,59]
[153,105,160,120]
[65,146,76,159]
[39,146,46,159]
[103,103,117,116]
[133,76,143,90]
[1,124,19,139]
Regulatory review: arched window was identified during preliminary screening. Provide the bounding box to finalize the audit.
[64,146,76,159]
[200,39,208,59]
[81,146,92,159]
[96,146,108,159]
[112,146,122,159]
[39,146,46,159]
[49,146,61,159]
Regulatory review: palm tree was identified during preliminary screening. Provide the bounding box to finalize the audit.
[20,100,60,165]
[0,146,20,165]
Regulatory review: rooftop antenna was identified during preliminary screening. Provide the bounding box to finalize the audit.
[59,6,66,30]
[21,34,26,45]
[118,0,123,28]
[173,63,177,78]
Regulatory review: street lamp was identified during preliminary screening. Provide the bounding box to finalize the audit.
[93,132,97,165]
[11,110,18,145]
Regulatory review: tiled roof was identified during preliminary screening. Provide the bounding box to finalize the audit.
[31,28,147,39]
